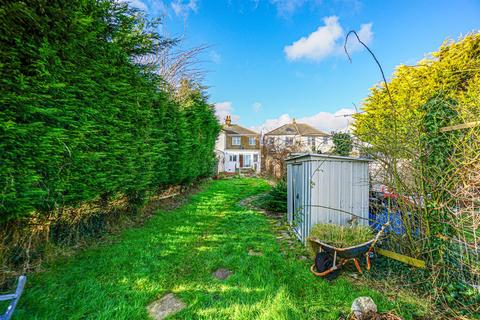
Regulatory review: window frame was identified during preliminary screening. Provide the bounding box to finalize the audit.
[232,136,241,146]
[248,137,256,146]
[285,137,294,146]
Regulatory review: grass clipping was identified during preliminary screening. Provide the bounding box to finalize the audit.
[308,224,374,257]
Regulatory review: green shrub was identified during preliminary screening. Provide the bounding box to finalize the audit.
[255,180,287,212]
[0,0,220,222]
[307,224,374,257]
[332,133,353,156]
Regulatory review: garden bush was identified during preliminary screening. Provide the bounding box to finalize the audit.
[254,180,287,213]
[0,0,220,223]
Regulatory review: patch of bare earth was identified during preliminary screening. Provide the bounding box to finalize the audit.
[213,268,233,280]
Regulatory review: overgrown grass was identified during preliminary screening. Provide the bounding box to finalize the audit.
[13,179,424,319]
[307,224,375,257]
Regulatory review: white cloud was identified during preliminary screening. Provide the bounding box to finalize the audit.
[214,101,240,124]
[120,0,168,15]
[270,0,307,16]
[123,0,148,11]
[346,23,373,52]
[151,0,168,15]
[252,102,262,112]
[171,0,198,17]
[210,50,221,64]
[284,16,373,61]
[284,16,342,61]
[253,108,356,133]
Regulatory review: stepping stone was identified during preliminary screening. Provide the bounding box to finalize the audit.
[213,268,232,280]
[147,293,186,320]
[248,249,264,256]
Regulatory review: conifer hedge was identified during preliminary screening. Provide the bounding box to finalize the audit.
[0,0,220,222]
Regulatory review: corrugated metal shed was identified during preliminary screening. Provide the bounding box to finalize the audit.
[286,154,370,243]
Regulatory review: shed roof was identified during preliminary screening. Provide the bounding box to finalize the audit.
[286,153,371,163]
[265,122,328,136]
[222,124,259,135]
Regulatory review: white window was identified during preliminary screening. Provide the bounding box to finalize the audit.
[308,136,316,146]
[229,154,237,162]
[323,136,329,144]
[248,137,256,145]
[232,136,241,145]
[268,137,274,145]
[253,154,258,162]
[244,155,252,167]
[285,137,294,146]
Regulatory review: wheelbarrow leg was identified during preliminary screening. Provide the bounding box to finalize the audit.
[353,258,362,273]
[366,249,372,271]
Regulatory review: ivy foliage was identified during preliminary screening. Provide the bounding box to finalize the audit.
[0,0,220,222]
[332,133,353,156]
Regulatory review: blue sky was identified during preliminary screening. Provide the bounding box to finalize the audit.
[127,0,480,132]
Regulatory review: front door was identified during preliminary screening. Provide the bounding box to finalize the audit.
[239,154,244,168]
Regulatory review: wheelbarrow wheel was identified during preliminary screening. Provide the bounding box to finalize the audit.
[314,252,333,273]
[314,252,340,280]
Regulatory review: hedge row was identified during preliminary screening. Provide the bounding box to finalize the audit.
[0,0,220,222]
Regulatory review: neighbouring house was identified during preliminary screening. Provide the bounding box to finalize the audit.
[215,115,261,174]
[262,119,331,177]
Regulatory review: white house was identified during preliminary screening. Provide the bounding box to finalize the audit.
[215,116,261,173]
[263,119,332,154]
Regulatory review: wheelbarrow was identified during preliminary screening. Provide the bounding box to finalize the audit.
[308,223,389,277]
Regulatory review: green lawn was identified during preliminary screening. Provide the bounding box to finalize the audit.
[15,178,419,319]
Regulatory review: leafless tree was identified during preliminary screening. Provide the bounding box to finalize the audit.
[135,18,209,90]
[262,135,307,179]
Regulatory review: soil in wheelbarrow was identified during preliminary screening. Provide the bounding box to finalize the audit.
[307,224,375,257]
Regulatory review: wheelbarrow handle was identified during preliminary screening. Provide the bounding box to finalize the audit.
[371,222,390,247]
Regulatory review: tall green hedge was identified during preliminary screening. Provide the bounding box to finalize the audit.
[0,0,220,222]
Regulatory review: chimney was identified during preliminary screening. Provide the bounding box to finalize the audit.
[225,115,231,126]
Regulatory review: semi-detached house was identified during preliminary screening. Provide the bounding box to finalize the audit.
[215,116,261,173]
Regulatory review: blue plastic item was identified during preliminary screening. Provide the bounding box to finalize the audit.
[0,276,26,320]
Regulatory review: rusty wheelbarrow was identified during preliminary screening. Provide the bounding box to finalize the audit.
[308,223,389,277]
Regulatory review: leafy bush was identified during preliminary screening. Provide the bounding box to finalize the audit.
[332,133,353,156]
[307,224,374,257]
[0,0,220,222]
[255,180,287,213]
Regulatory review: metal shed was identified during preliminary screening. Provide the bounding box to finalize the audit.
[286,154,370,243]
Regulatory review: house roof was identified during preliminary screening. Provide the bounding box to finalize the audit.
[286,153,371,162]
[222,124,259,135]
[265,121,328,136]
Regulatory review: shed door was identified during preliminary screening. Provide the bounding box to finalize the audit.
[291,164,304,238]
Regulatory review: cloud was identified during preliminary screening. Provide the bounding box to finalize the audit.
[171,0,198,18]
[151,0,168,15]
[270,0,307,16]
[214,101,240,124]
[210,50,221,64]
[252,102,262,112]
[120,0,168,15]
[253,108,356,133]
[284,16,342,61]
[284,16,373,61]
[123,0,148,11]
[346,23,373,52]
